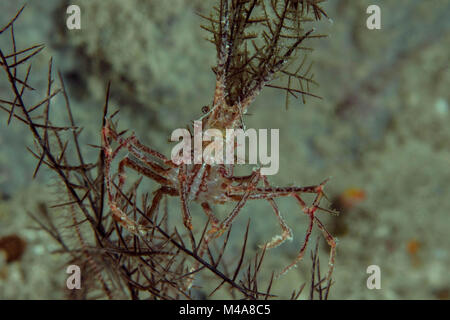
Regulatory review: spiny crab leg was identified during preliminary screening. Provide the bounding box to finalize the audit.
[278,186,336,282]
[138,186,178,226]
[313,215,337,283]
[102,125,149,236]
[201,202,220,228]
[102,120,174,236]
[260,175,293,250]
[178,164,193,230]
[276,192,320,278]
[221,177,335,281]
[209,168,261,239]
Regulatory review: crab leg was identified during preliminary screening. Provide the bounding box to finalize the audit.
[209,168,261,238]
[313,216,337,282]
[278,188,336,282]
[103,127,148,236]
[260,175,293,249]
[178,164,193,230]
[103,121,173,236]
[277,192,319,277]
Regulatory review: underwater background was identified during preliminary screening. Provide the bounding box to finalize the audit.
[0,0,449,299]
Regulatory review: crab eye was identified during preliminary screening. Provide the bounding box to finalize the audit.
[202,106,210,114]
